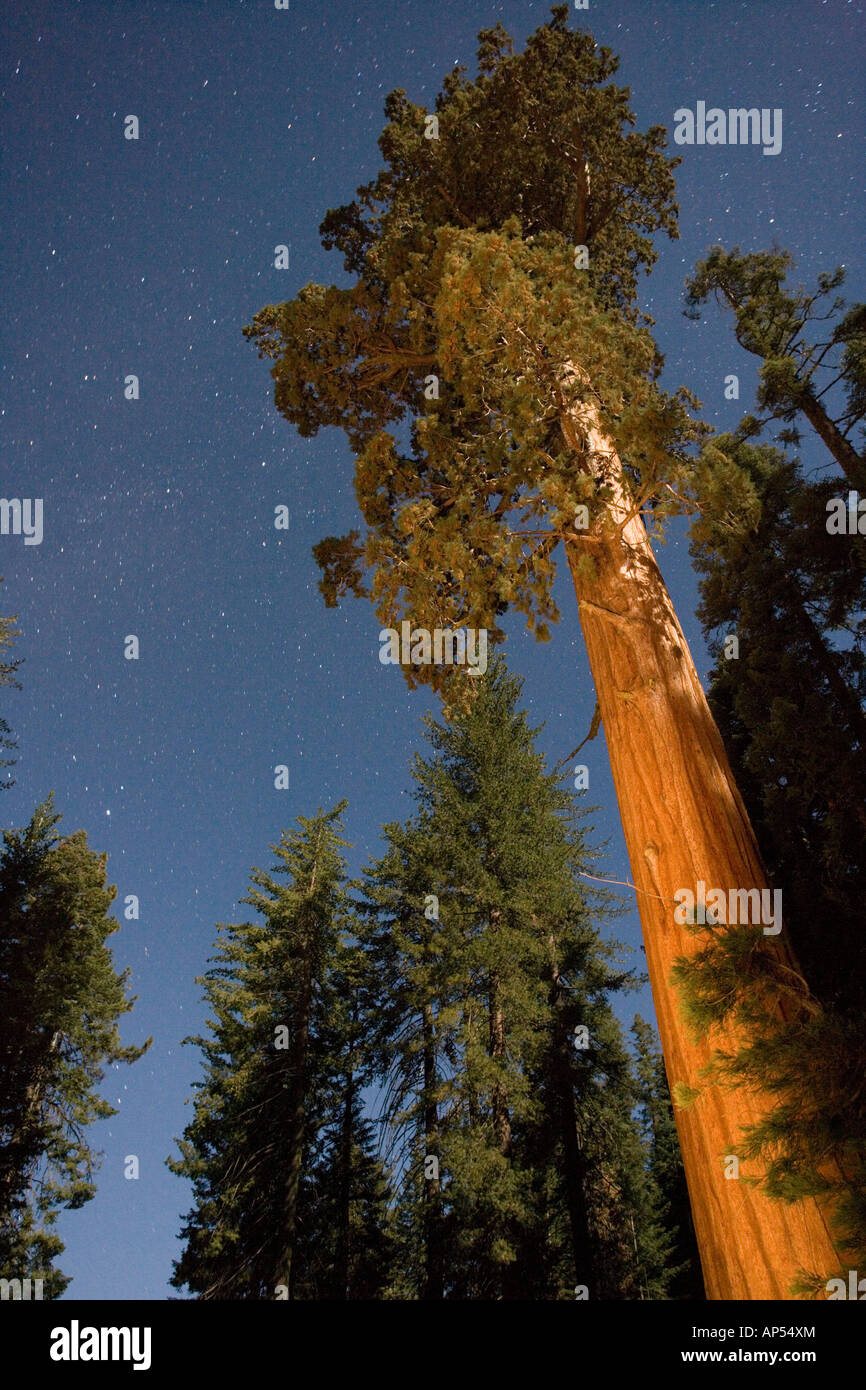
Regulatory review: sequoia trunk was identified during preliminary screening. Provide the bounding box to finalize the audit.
[561,373,840,1299]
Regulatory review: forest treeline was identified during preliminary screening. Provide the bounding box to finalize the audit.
[169,661,701,1300]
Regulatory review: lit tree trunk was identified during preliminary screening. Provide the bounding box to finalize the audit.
[560,370,840,1299]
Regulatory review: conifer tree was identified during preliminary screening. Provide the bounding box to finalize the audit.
[244,7,839,1293]
[0,797,149,1296]
[684,246,866,488]
[357,658,677,1298]
[352,812,457,1299]
[292,937,397,1299]
[170,805,394,1299]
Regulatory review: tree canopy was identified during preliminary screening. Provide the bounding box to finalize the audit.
[243,6,706,697]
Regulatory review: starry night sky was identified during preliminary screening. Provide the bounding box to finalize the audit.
[1,0,862,1300]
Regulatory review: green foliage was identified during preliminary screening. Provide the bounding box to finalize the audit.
[244,8,708,700]
[685,245,866,486]
[169,662,701,1298]
[169,804,396,1299]
[0,797,150,1295]
[355,657,687,1297]
[671,1083,702,1112]
[320,5,679,311]
[292,1064,398,1299]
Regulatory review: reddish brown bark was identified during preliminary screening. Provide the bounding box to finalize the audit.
[561,378,840,1299]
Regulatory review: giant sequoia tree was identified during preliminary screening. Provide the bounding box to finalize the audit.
[244,7,841,1295]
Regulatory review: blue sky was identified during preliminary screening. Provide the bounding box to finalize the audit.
[1,0,862,1298]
